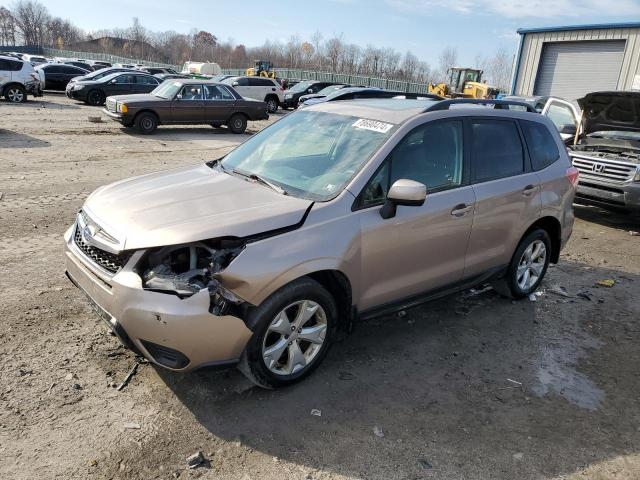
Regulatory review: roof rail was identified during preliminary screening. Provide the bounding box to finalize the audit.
[424,98,537,113]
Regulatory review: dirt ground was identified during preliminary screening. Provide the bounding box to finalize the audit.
[1,93,639,480]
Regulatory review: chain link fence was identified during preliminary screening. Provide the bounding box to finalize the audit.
[37,47,430,93]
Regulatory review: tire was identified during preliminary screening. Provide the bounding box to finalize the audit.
[5,84,26,103]
[86,89,105,106]
[227,113,247,134]
[494,228,552,299]
[238,277,337,388]
[265,96,278,113]
[134,112,158,134]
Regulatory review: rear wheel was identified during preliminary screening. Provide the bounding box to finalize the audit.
[238,278,337,388]
[86,89,105,106]
[227,113,247,134]
[494,228,551,299]
[5,85,26,103]
[265,96,278,113]
[134,112,158,134]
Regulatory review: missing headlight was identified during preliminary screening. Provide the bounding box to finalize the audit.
[140,240,244,300]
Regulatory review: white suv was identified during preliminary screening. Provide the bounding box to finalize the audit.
[223,76,283,113]
[0,55,42,103]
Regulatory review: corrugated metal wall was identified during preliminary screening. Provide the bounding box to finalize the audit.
[513,27,640,96]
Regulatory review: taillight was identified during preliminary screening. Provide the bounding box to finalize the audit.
[566,166,579,187]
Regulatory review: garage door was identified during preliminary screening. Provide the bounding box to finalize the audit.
[534,40,625,100]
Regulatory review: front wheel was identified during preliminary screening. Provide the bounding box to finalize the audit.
[495,228,551,299]
[86,89,105,106]
[227,114,247,134]
[134,112,158,134]
[5,85,26,103]
[238,277,337,388]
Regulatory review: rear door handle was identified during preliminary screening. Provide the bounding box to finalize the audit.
[522,184,537,196]
[451,204,473,217]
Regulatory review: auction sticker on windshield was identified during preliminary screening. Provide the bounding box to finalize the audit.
[352,118,394,133]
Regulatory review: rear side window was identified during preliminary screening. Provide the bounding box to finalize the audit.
[520,120,559,171]
[249,78,273,87]
[471,120,524,182]
[235,77,249,86]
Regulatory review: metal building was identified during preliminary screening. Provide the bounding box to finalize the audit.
[511,22,640,100]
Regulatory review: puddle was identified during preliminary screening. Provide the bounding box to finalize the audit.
[531,314,604,410]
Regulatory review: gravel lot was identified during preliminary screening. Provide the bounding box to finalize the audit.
[1,93,639,480]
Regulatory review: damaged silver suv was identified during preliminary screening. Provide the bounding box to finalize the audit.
[64,98,577,388]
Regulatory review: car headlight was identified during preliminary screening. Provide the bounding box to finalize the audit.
[73,84,84,91]
[139,241,244,313]
[116,102,128,113]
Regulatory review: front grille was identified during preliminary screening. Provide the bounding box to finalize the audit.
[73,226,132,274]
[571,155,637,184]
[106,98,117,113]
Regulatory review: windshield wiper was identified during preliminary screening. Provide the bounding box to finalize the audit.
[232,168,286,195]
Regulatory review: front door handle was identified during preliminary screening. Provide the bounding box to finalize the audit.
[522,184,537,196]
[451,204,473,217]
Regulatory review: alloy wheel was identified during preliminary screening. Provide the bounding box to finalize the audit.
[7,88,24,103]
[261,300,327,376]
[516,239,546,291]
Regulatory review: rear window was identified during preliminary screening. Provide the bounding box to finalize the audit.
[471,120,524,182]
[520,120,559,171]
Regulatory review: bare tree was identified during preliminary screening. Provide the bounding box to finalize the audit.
[325,35,344,73]
[437,46,458,83]
[486,48,514,92]
[12,0,49,46]
[0,6,16,45]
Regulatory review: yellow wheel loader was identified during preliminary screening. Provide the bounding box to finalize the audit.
[246,60,276,79]
[428,67,499,99]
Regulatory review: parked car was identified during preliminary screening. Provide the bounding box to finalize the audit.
[91,61,112,69]
[281,80,341,109]
[65,67,137,95]
[299,87,440,108]
[21,53,48,65]
[502,95,580,142]
[102,79,268,134]
[64,98,577,387]
[297,84,350,105]
[223,76,283,113]
[64,60,94,72]
[68,71,161,105]
[0,55,43,102]
[568,91,640,213]
[153,73,190,82]
[36,63,90,91]
[140,67,178,75]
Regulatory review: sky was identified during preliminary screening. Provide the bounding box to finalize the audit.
[26,0,640,66]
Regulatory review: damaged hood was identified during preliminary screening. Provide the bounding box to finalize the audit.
[83,164,312,250]
[578,91,640,135]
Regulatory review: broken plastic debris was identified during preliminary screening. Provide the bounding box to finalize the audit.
[373,426,385,438]
[528,293,537,302]
[630,231,639,236]
[596,279,615,288]
[310,409,322,417]
[186,451,205,469]
[548,284,571,298]
[123,422,141,430]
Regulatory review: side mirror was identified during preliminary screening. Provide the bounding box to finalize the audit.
[232,81,239,87]
[559,123,577,135]
[380,179,426,219]
[307,88,313,93]
[110,79,117,84]
[176,94,182,100]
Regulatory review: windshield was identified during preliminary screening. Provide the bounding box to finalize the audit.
[219,111,395,200]
[317,85,344,96]
[152,81,182,99]
[289,81,314,93]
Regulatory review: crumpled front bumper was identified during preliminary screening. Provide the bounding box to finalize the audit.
[63,225,253,371]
